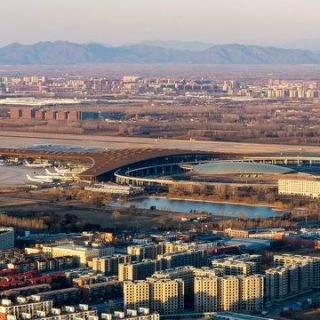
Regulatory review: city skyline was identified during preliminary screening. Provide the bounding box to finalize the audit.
[0,0,320,50]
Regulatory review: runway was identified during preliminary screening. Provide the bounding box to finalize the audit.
[0,130,319,155]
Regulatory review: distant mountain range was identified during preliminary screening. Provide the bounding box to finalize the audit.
[0,41,320,65]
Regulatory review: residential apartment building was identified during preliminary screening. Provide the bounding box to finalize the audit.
[274,254,320,288]
[194,275,264,313]
[158,250,205,270]
[90,255,132,276]
[123,279,184,315]
[118,260,161,281]
[102,308,159,320]
[0,298,53,320]
[127,244,165,261]
[265,267,289,302]
[211,258,257,276]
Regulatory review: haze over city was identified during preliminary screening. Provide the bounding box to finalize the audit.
[0,0,320,49]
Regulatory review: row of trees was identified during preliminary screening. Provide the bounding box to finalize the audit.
[0,213,47,229]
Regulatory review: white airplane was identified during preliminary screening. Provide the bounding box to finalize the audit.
[24,160,52,168]
[45,168,63,177]
[54,167,70,174]
[26,174,55,184]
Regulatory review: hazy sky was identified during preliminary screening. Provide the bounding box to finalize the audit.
[0,0,319,48]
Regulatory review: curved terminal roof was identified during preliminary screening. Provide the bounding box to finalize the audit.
[0,147,218,181]
[191,161,294,175]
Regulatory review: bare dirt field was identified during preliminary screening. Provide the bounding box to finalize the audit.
[0,190,200,231]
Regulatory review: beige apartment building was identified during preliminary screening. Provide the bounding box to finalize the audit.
[273,254,320,289]
[123,279,184,315]
[118,260,160,281]
[278,179,320,198]
[124,281,150,310]
[211,258,257,276]
[265,267,289,302]
[239,275,264,312]
[194,276,219,312]
[149,278,184,314]
[194,275,264,313]
[152,266,224,305]
[90,254,132,276]
[127,243,166,261]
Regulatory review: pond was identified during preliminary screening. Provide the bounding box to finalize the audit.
[110,197,282,218]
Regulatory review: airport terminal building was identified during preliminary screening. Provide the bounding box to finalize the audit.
[0,227,14,249]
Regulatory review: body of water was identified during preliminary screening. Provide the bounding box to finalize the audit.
[110,197,281,218]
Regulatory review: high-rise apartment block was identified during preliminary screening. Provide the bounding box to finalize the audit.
[158,250,205,270]
[123,279,184,315]
[118,260,161,282]
[90,255,132,276]
[194,275,264,313]
[211,258,257,276]
[274,254,320,288]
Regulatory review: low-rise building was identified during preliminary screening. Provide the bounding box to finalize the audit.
[278,179,320,198]
[42,244,114,266]
[31,288,81,306]
[0,297,53,320]
[102,308,159,320]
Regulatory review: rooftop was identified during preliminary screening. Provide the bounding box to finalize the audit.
[191,161,294,175]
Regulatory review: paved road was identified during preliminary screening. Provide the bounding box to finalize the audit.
[0,130,320,155]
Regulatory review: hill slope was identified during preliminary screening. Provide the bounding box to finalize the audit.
[0,41,319,65]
